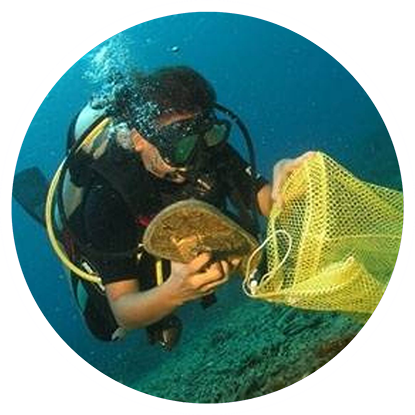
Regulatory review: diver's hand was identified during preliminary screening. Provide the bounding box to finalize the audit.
[271,151,316,209]
[166,253,240,306]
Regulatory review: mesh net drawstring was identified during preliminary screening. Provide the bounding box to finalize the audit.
[243,227,292,298]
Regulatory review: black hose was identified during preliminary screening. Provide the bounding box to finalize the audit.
[214,103,261,236]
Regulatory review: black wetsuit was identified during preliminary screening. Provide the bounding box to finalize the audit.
[67,138,268,341]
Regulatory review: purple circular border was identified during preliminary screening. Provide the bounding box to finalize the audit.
[2,7,413,408]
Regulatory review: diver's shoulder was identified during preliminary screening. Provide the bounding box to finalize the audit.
[74,102,108,141]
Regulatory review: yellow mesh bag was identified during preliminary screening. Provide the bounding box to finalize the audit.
[245,152,403,315]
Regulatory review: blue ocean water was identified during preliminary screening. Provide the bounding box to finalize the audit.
[12,12,401,401]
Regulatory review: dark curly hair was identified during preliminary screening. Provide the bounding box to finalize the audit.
[106,66,216,135]
[134,66,216,114]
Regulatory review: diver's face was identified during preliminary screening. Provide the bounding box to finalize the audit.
[131,113,194,183]
[138,140,187,183]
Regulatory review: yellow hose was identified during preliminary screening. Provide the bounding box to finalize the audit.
[155,259,164,286]
[45,161,103,284]
[44,118,111,285]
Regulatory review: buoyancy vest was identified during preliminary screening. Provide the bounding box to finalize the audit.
[64,109,259,260]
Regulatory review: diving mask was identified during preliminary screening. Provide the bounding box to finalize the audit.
[147,115,231,168]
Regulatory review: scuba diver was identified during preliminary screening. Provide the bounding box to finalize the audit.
[13,65,308,350]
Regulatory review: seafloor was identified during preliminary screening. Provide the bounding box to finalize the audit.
[109,279,363,403]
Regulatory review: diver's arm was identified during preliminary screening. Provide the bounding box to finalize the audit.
[106,253,237,330]
[271,151,316,209]
[105,279,182,330]
[256,183,272,217]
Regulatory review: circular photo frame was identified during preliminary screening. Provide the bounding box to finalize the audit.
[12,12,402,403]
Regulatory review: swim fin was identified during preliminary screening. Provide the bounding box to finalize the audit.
[13,167,49,227]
